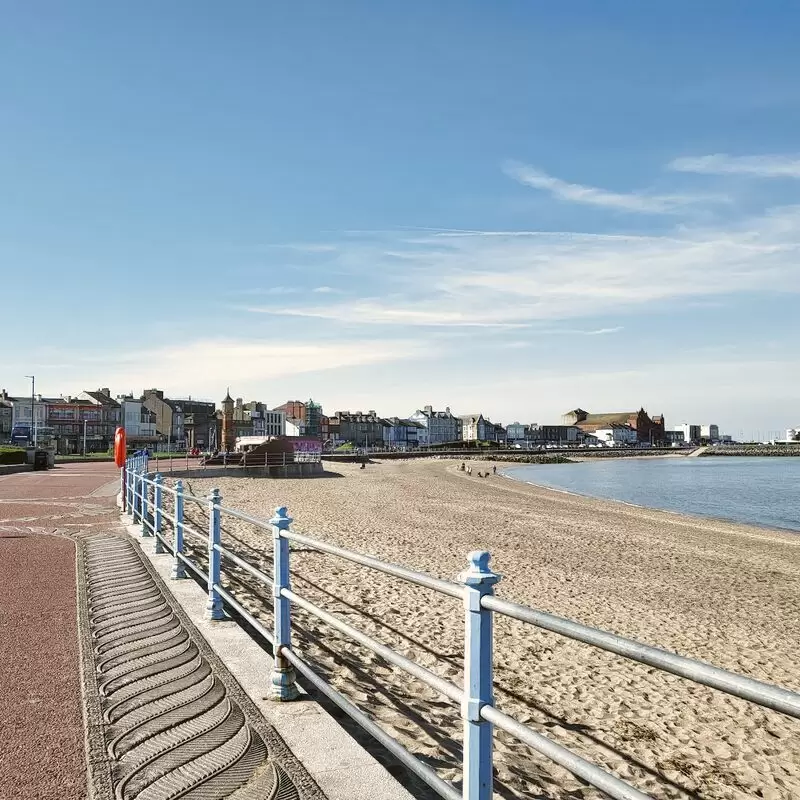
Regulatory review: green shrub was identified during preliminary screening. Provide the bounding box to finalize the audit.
[0,447,27,465]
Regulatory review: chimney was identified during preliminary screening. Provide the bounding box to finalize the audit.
[98,387,110,396]
[445,406,451,414]
[424,405,433,413]
[236,398,243,408]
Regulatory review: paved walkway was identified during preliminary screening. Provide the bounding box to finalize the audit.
[0,463,325,800]
[0,462,120,800]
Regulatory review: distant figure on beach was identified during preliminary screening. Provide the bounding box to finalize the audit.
[467,466,472,476]
[460,462,465,471]
[492,465,497,475]
[477,471,483,478]
[360,461,366,469]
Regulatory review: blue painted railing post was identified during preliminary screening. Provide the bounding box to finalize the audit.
[125,460,132,514]
[141,472,151,536]
[459,550,501,800]
[270,506,299,701]
[132,466,140,524]
[171,480,186,579]
[153,473,164,552]
[206,488,225,620]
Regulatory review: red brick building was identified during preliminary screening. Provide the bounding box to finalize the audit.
[274,400,306,423]
[562,408,666,444]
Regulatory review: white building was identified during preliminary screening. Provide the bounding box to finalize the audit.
[459,413,496,442]
[594,423,638,447]
[671,423,701,443]
[285,417,306,437]
[408,405,460,445]
[117,397,158,440]
[6,394,48,441]
[250,408,285,438]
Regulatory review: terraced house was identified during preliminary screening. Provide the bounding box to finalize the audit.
[459,413,493,442]
[333,410,388,447]
[408,405,461,446]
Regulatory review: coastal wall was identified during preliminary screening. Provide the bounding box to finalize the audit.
[324,447,677,464]
[700,445,800,457]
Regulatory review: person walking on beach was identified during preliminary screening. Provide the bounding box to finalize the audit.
[467,466,472,476]
[492,465,497,475]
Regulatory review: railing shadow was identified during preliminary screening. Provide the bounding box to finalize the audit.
[160,486,744,800]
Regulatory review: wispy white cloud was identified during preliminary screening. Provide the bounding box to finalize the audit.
[269,243,339,253]
[243,204,800,328]
[246,302,531,328]
[504,160,724,214]
[19,338,430,399]
[669,153,800,178]
[231,286,299,296]
[583,327,624,336]
[312,285,342,294]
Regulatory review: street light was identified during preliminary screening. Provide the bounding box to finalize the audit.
[24,375,35,447]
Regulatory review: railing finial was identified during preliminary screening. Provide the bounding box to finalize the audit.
[459,550,500,586]
[270,506,293,529]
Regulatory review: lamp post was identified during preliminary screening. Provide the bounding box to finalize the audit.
[24,375,35,447]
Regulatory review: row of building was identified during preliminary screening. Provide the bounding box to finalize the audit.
[2,384,730,452]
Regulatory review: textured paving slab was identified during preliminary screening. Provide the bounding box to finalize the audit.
[0,531,86,800]
[78,534,326,800]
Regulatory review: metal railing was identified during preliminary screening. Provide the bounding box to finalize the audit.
[122,454,800,800]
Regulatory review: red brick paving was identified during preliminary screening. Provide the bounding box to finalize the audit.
[0,462,122,800]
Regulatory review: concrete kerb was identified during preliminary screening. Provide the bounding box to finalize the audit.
[0,463,34,476]
[121,515,416,800]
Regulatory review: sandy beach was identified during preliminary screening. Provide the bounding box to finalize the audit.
[176,458,800,799]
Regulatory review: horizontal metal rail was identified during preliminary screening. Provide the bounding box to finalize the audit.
[279,646,461,800]
[215,543,273,587]
[214,584,274,644]
[176,551,209,583]
[481,705,652,800]
[137,474,178,497]
[281,530,464,600]
[178,523,206,542]
[482,596,800,720]
[218,505,272,529]
[282,587,462,704]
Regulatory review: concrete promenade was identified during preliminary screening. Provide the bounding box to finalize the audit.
[0,462,414,800]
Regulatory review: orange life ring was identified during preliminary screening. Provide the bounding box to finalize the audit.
[114,427,127,467]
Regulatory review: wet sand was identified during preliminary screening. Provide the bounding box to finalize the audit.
[178,458,800,799]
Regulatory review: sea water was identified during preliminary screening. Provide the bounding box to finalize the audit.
[505,456,800,532]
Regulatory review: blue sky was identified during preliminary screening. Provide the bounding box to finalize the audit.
[2,2,799,438]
